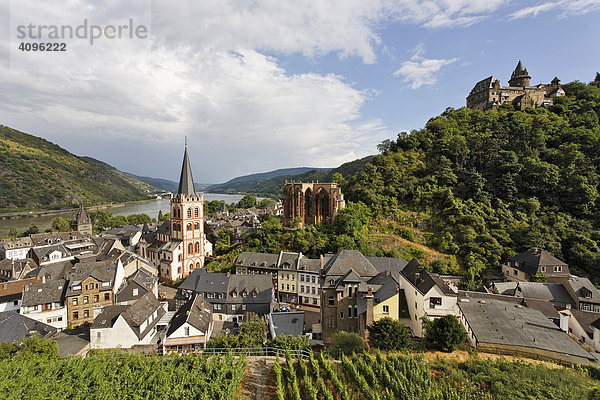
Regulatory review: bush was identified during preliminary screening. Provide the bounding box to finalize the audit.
[422,315,467,352]
[267,334,309,352]
[367,317,411,351]
[329,331,366,358]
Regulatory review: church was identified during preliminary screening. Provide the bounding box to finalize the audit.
[467,61,565,111]
[139,146,212,283]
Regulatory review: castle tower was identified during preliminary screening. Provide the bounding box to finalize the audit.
[508,60,531,87]
[71,206,92,235]
[170,144,205,278]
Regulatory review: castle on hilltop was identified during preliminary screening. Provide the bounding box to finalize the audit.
[467,61,565,111]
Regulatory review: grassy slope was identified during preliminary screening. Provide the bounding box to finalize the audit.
[0,125,153,211]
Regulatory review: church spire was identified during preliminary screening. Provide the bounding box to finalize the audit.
[177,143,196,197]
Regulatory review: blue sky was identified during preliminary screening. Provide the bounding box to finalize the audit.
[1,1,599,183]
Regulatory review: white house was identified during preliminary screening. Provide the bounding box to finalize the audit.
[397,259,459,337]
[164,294,213,353]
[560,309,600,352]
[20,279,68,330]
[0,237,33,261]
[90,292,165,349]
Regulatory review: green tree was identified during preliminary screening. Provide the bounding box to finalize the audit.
[329,331,367,358]
[366,317,411,351]
[22,224,39,236]
[236,194,257,209]
[51,217,71,232]
[267,334,310,352]
[6,227,19,238]
[422,315,467,352]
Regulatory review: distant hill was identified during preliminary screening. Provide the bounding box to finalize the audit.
[0,125,155,211]
[208,157,373,198]
[128,174,212,193]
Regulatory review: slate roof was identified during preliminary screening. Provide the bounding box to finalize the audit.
[565,276,600,304]
[1,237,33,249]
[35,260,73,281]
[401,258,455,296]
[0,277,41,303]
[469,76,497,95]
[66,260,118,296]
[92,305,129,329]
[271,311,304,337]
[30,231,88,247]
[178,146,196,197]
[511,60,530,79]
[0,311,56,343]
[156,221,171,235]
[74,206,91,224]
[357,272,399,315]
[459,298,592,360]
[323,250,379,277]
[0,258,37,280]
[22,279,67,307]
[129,268,156,292]
[569,310,600,337]
[178,269,273,304]
[298,258,321,273]
[167,294,212,337]
[458,291,560,320]
[493,282,518,296]
[508,248,568,276]
[32,244,70,262]
[515,282,575,307]
[235,252,281,269]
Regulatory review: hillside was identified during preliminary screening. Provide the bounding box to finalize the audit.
[127,174,212,193]
[344,78,600,285]
[0,125,154,211]
[209,157,373,197]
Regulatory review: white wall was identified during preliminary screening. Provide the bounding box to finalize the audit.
[0,299,21,312]
[91,315,156,349]
[21,306,67,330]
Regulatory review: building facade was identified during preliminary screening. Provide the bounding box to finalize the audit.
[71,206,93,235]
[467,61,565,111]
[283,181,345,227]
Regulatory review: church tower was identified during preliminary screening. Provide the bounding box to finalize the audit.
[170,144,205,278]
[71,206,92,235]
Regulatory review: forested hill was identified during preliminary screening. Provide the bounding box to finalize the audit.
[209,157,373,198]
[0,125,154,211]
[344,78,600,285]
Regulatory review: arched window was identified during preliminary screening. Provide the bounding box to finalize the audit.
[194,207,199,217]
[189,263,194,271]
[188,243,193,254]
[178,254,182,262]
[194,222,200,230]
[196,262,201,269]
[187,223,192,231]
[187,208,192,218]
[194,242,200,253]
[177,267,182,274]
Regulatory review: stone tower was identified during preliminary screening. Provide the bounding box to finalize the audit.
[170,145,205,277]
[508,60,531,87]
[71,206,92,235]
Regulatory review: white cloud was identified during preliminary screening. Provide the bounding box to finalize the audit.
[508,0,600,20]
[0,0,510,181]
[393,44,458,89]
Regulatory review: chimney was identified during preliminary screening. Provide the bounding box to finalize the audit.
[41,275,46,284]
[365,287,374,337]
[320,254,324,270]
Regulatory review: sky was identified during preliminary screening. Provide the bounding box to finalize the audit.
[1,0,599,184]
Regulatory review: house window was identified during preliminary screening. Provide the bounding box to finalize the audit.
[327,316,335,328]
[300,285,304,293]
[312,287,316,295]
[328,296,334,306]
[584,304,591,311]
[281,284,285,290]
[340,312,344,319]
[513,269,518,276]
[73,312,79,320]
[429,297,442,309]
[13,300,19,306]
[354,306,358,318]
[348,285,353,298]
[72,298,78,305]
[286,284,290,290]
[232,305,237,311]
[540,266,546,273]
[291,275,295,280]
[313,298,317,305]
[382,305,389,314]
[554,266,562,272]
[89,283,94,290]
[300,275,304,282]
[84,310,89,318]
[594,305,600,313]
[286,274,289,280]
[184,327,190,336]
[312,277,316,284]
[94,295,99,302]
[133,288,138,296]
[242,305,246,311]
[83,296,89,304]
[348,306,352,318]
[96,332,101,339]
[291,285,295,291]
[104,293,110,301]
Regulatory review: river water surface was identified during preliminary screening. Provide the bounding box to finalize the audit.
[0,193,259,237]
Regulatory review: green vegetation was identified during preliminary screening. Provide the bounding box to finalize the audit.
[206,316,267,348]
[367,317,411,351]
[344,80,600,285]
[0,125,154,212]
[329,331,367,358]
[0,336,245,400]
[422,315,468,352]
[86,210,152,233]
[209,157,373,198]
[267,335,310,352]
[278,350,600,400]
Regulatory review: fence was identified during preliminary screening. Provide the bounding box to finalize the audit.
[183,346,311,359]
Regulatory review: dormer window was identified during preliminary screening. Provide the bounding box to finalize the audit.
[242,291,247,297]
[252,291,257,297]
[232,291,237,298]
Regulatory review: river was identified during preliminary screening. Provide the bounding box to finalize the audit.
[0,193,262,238]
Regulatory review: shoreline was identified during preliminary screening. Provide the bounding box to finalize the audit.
[0,198,163,220]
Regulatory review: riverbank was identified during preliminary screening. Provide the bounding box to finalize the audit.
[0,198,161,220]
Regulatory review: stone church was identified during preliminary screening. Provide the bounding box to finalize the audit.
[467,61,565,111]
[283,181,345,227]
